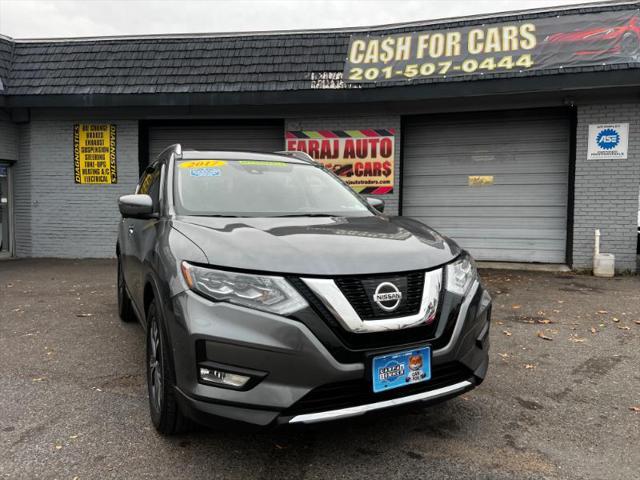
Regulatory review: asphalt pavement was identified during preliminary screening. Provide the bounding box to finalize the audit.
[0,259,638,480]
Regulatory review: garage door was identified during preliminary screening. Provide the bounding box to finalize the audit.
[403,110,570,263]
[148,121,284,161]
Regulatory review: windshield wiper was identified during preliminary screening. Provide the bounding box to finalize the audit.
[272,213,337,217]
[187,214,249,218]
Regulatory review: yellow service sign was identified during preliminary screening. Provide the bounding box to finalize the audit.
[74,124,117,184]
[468,175,494,186]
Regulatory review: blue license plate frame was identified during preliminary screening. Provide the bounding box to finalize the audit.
[371,346,431,393]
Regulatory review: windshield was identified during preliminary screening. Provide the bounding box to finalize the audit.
[173,159,373,217]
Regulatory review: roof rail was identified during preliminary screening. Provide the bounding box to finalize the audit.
[275,150,318,164]
[157,143,183,160]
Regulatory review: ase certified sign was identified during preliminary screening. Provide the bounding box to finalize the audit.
[587,123,629,160]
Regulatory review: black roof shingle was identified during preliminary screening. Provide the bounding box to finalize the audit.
[0,2,638,99]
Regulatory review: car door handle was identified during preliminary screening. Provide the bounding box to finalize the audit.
[128,225,135,236]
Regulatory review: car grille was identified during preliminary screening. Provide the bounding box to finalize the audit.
[334,271,424,320]
[283,362,472,416]
[288,276,452,352]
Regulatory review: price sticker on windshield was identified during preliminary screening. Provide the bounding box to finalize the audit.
[179,160,227,169]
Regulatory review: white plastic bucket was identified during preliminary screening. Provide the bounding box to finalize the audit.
[593,253,615,277]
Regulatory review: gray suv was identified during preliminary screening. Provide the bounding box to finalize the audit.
[117,145,491,434]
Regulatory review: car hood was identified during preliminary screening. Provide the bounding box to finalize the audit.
[172,215,460,276]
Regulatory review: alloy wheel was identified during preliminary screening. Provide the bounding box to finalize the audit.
[117,261,124,307]
[148,319,163,412]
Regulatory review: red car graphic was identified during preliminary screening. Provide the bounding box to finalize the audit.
[541,15,640,60]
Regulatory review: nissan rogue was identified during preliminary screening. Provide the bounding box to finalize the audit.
[116,145,491,434]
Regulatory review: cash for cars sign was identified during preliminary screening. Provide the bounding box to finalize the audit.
[285,129,395,194]
[73,124,117,184]
[344,9,639,83]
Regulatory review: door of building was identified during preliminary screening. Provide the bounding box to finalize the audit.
[147,121,285,163]
[402,109,570,263]
[0,163,12,257]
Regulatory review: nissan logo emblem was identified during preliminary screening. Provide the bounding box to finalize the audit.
[373,282,402,312]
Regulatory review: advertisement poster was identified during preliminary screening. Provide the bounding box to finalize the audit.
[285,129,395,194]
[73,124,117,184]
[587,123,629,160]
[344,10,640,83]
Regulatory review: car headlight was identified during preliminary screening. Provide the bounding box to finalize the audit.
[181,262,308,315]
[445,254,478,296]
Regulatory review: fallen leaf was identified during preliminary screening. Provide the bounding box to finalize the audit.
[612,317,620,323]
[69,434,78,439]
[498,353,509,358]
[617,326,631,331]
[55,445,62,450]
[590,327,597,334]
[634,320,640,325]
[512,305,522,310]
[497,321,504,325]
[76,313,93,318]
[524,364,536,369]
[557,300,564,304]
[630,406,640,413]
[537,319,555,324]
[596,310,608,314]
[502,330,512,337]
[32,377,45,382]
[569,337,587,343]
[537,331,553,341]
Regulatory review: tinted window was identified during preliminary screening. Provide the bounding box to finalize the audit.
[173,159,371,217]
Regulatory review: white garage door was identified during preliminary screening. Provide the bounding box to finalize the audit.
[148,122,284,161]
[403,110,570,263]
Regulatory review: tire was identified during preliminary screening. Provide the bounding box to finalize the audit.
[146,299,191,435]
[621,33,640,59]
[117,256,137,323]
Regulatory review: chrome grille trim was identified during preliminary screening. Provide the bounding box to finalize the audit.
[301,269,442,334]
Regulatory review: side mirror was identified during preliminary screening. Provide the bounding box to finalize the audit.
[366,197,385,213]
[118,194,155,219]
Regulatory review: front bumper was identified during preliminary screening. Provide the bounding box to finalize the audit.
[165,280,491,427]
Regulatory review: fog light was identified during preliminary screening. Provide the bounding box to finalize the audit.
[199,367,250,388]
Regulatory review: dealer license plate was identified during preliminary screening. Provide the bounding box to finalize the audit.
[372,346,431,393]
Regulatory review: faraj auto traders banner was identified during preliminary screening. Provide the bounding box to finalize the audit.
[344,9,640,83]
[286,129,395,194]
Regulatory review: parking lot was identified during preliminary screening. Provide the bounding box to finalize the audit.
[0,259,638,480]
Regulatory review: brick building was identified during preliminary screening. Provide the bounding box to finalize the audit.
[0,2,639,271]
